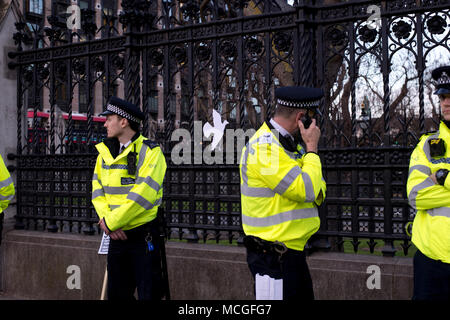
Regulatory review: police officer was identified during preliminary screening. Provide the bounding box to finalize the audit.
[0,154,15,245]
[240,86,326,300]
[407,66,450,300]
[92,96,167,300]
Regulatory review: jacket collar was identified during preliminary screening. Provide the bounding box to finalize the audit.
[440,121,450,140]
[96,132,142,165]
[265,121,298,153]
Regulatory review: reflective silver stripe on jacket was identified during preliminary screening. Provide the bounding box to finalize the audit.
[0,194,14,201]
[127,192,162,210]
[0,176,13,189]
[136,143,149,173]
[103,186,133,195]
[92,174,102,185]
[302,172,315,202]
[240,183,274,197]
[240,141,252,188]
[240,133,314,200]
[273,166,302,195]
[242,207,318,227]
[92,173,104,200]
[408,177,435,209]
[92,188,105,200]
[408,165,431,177]
[134,143,162,192]
[427,207,450,218]
[135,175,161,193]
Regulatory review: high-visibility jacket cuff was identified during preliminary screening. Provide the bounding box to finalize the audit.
[103,218,112,233]
[303,152,321,162]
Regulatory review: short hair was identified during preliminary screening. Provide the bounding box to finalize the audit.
[129,120,140,133]
[274,105,305,118]
[117,115,141,133]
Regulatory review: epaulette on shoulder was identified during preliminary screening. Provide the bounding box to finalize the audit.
[143,139,160,149]
[419,130,438,141]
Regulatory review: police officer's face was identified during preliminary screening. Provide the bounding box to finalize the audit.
[440,94,450,121]
[104,114,125,138]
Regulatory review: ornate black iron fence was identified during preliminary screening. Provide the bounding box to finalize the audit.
[8,0,450,256]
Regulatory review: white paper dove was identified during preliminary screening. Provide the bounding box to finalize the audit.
[203,109,229,151]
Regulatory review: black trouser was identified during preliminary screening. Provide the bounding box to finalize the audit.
[246,247,314,300]
[0,213,3,246]
[413,249,450,300]
[107,221,162,300]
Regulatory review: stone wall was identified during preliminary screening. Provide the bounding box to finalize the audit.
[0,230,413,300]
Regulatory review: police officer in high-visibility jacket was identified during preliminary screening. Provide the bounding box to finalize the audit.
[0,154,15,245]
[240,86,326,300]
[407,66,450,300]
[92,96,167,300]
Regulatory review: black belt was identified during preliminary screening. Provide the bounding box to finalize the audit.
[243,235,288,257]
[123,218,159,240]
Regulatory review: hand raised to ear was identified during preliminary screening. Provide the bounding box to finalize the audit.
[298,118,320,153]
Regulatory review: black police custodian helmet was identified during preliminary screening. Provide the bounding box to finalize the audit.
[275,86,324,115]
[432,66,450,95]
[99,96,145,122]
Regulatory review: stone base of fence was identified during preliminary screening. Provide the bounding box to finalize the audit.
[0,230,413,300]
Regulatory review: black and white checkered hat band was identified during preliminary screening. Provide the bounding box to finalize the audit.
[277,98,320,108]
[107,104,140,123]
[437,72,450,85]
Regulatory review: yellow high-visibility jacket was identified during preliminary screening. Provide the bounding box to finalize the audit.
[92,134,167,231]
[239,122,326,251]
[407,121,450,263]
[0,155,15,215]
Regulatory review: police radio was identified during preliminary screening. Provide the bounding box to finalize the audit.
[429,138,446,157]
[301,109,316,129]
[127,144,137,175]
[302,113,312,129]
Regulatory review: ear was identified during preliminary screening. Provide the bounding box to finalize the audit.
[295,110,304,123]
[120,117,128,128]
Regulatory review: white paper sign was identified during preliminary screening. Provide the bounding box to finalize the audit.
[98,232,110,255]
[255,273,283,300]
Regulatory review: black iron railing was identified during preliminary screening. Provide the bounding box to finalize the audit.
[8,0,450,256]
